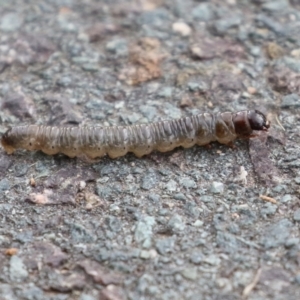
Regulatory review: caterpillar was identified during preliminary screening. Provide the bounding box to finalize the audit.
[1,110,270,159]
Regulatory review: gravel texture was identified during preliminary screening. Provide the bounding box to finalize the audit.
[0,0,300,299]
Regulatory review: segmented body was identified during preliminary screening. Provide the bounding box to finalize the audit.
[1,110,269,159]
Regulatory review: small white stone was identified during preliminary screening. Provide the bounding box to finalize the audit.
[78,180,86,191]
[210,181,224,194]
[193,220,204,227]
[238,166,248,185]
[291,48,300,58]
[227,0,236,5]
[172,22,192,37]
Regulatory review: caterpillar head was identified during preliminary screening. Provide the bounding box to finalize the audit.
[233,110,270,137]
[248,110,270,131]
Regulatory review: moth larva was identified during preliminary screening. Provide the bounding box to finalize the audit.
[1,110,270,159]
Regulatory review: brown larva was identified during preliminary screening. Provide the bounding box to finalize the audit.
[1,110,270,159]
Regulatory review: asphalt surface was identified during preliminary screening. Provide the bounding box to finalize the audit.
[0,0,300,299]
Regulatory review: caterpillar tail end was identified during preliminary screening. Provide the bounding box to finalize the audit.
[1,129,16,154]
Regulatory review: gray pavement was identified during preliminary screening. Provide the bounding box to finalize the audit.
[0,0,300,299]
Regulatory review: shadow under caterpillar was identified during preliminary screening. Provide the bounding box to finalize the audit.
[1,110,270,159]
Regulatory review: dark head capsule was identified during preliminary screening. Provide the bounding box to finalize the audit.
[232,110,270,137]
[248,110,270,131]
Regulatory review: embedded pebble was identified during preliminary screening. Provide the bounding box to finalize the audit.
[255,14,285,35]
[15,231,33,244]
[0,13,23,31]
[132,167,144,174]
[13,163,29,177]
[185,202,200,218]
[285,238,300,248]
[181,268,198,280]
[281,94,300,108]
[295,274,300,285]
[262,0,289,12]
[158,209,169,216]
[187,81,208,92]
[203,254,221,266]
[291,48,300,58]
[148,194,160,202]
[250,46,261,57]
[96,186,114,199]
[141,171,158,190]
[165,179,178,192]
[162,103,182,119]
[213,16,242,35]
[168,214,185,231]
[293,209,300,222]
[272,184,287,193]
[106,216,122,233]
[155,237,176,255]
[140,250,150,259]
[192,3,214,21]
[0,178,10,192]
[106,38,128,57]
[280,194,293,203]
[190,251,204,264]
[262,219,293,249]
[140,249,157,260]
[173,193,186,201]
[210,182,224,194]
[139,105,158,121]
[0,235,10,246]
[80,294,97,300]
[282,57,300,73]
[200,195,214,202]
[137,274,155,294]
[180,178,197,189]
[15,284,44,300]
[9,256,28,282]
[193,220,204,227]
[134,216,156,248]
[260,203,277,218]
[158,87,173,98]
